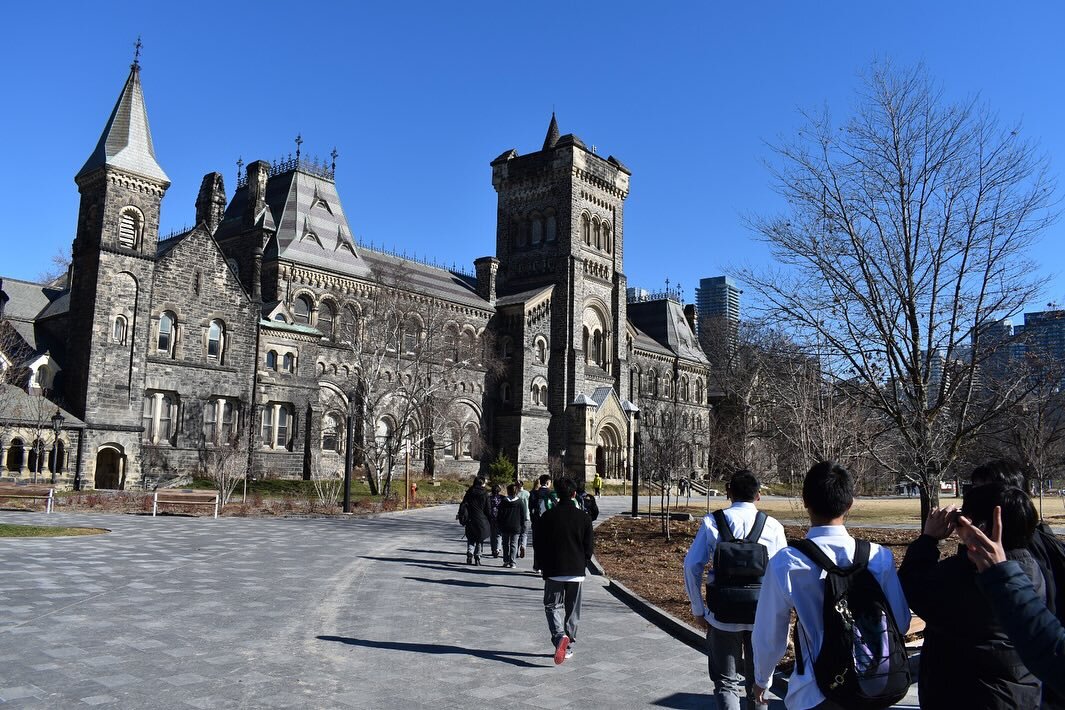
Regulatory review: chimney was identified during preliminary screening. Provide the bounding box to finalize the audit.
[195,172,227,233]
[474,256,500,302]
[244,160,270,228]
[684,304,698,334]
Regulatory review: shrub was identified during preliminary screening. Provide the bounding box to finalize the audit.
[487,453,515,488]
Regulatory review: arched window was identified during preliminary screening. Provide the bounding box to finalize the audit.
[275,406,291,448]
[266,350,278,370]
[592,331,604,367]
[695,379,704,404]
[282,352,294,373]
[531,214,543,245]
[6,438,24,472]
[342,305,359,343]
[322,413,342,452]
[545,211,557,242]
[593,218,601,249]
[630,367,641,401]
[118,208,142,249]
[49,439,65,474]
[444,326,459,361]
[603,224,612,253]
[207,320,224,361]
[582,213,591,245]
[500,337,512,360]
[649,370,659,397]
[680,376,689,402]
[404,318,421,353]
[663,377,672,399]
[463,422,478,458]
[157,312,176,355]
[500,382,511,404]
[582,327,590,363]
[535,337,547,364]
[318,302,335,338]
[113,316,127,344]
[293,295,312,324]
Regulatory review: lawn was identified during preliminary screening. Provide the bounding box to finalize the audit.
[0,523,107,538]
[677,495,926,526]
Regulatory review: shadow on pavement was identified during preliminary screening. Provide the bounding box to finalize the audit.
[316,635,548,668]
[403,576,532,591]
[651,692,784,709]
[397,548,468,557]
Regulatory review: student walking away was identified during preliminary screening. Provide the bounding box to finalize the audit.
[752,461,911,710]
[458,477,491,565]
[684,470,787,710]
[529,475,557,572]
[489,483,505,557]
[535,477,594,665]
[593,471,603,497]
[516,480,531,560]
[899,483,1045,709]
[497,483,523,568]
[959,505,1065,698]
[582,490,599,521]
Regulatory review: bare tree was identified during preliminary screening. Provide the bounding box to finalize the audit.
[334,263,497,498]
[640,399,700,540]
[742,62,1056,521]
[199,436,248,505]
[37,246,71,285]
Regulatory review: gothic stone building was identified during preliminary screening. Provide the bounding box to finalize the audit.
[0,62,714,489]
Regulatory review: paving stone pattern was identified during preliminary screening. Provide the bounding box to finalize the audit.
[0,498,715,709]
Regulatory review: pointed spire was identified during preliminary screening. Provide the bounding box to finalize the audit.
[542,111,560,151]
[77,58,169,185]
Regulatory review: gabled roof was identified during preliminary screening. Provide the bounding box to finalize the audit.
[628,298,708,364]
[494,284,553,309]
[591,386,616,408]
[0,385,85,428]
[76,64,169,185]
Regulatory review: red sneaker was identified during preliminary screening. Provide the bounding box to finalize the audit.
[554,635,570,665]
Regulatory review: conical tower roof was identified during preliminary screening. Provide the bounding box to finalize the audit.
[542,112,560,151]
[76,64,169,185]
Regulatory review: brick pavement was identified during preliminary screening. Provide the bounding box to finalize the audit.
[0,498,715,708]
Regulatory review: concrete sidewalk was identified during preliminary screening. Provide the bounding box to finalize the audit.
[1,498,713,708]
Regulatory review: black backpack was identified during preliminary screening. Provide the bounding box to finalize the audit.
[705,510,769,624]
[791,538,911,710]
[582,495,599,520]
[456,499,469,526]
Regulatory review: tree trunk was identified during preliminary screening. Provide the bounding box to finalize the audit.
[366,466,380,496]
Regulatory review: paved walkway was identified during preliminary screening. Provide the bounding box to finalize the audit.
[1,497,717,709]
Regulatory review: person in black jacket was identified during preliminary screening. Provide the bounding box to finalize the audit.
[958,505,1065,697]
[497,483,524,568]
[899,484,1045,709]
[460,477,491,565]
[534,476,594,665]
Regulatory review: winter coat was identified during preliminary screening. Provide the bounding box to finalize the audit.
[496,496,523,535]
[977,559,1065,697]
[534,499,594,578]
[899,534,1046,709]
[489,493,504,522]
[461,486,491,543]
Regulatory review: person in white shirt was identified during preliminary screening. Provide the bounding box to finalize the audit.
[751,461,910,709]
[684,470,788,710]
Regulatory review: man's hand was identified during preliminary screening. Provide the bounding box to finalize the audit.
[752,684,767,705]
[923,505,959,540]
[956,505,1007,572]
[693,614,709,631]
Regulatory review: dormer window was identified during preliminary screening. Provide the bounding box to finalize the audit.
[118,207,143,249]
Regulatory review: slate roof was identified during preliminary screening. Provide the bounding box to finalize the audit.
[591,386,614,408]
[358,249,490,311]
[543,113,560,150]
[494,284,552,309]
[76,65,169,184]
[627,298,709,364]
[0,384,85,428]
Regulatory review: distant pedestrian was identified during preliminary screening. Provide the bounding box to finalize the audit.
[593,471,603,497]
[498,483,523,568]
[516,480,531,559]
[535,477,594,665]
[489,483,505,557]
[458,477,491,565]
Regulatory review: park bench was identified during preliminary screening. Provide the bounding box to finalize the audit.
[152,489,219,518]
[0,484,54,513]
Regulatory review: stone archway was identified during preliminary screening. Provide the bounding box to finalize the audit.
[94,445,125,490]
[596,424,623,479]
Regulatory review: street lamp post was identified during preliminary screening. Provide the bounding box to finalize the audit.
[622,400,640,518]
[50,409,64,485]
[343,391,356,513]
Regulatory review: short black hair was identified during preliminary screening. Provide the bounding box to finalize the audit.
[962,483,1037,551]
[491,483,501,494]
[971,460,1025,489]
[539,474,551,486]
[727,470,759,502]
[555,477,577,500]
[506,483,517,496]
[802,461,854,519]
[474,476,485,487]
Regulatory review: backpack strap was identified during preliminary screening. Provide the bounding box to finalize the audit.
[852,539,871,569]
[712,510,735,542]
[744,511,768,543]
[790,538,840,573]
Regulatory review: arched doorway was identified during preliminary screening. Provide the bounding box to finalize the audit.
[95,446,125,490]
[596,425,623,479]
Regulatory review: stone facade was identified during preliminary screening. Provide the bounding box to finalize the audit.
[0,66,716,490]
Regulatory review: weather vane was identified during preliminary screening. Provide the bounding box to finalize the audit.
[236,156,244,182]
[295,133,303,161]
[133,36,143,67]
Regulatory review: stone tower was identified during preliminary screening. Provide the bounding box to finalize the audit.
[490,115,631,477]
[66,60,169,436]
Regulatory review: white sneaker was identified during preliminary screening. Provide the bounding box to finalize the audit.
[564,648,574,659]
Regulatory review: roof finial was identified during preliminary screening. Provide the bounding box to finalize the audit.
[132,36,143,69]
[236,156,244,183]
[295,133,303,161]
[330,147,338,174]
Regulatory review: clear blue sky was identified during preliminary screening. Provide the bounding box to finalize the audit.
[3,1,1063,317]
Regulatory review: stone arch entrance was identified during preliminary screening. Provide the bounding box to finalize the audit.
[596,424,624,479]
[94,445,126,490]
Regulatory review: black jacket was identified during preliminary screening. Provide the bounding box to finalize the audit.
[977,559,1065,697]
[899,534,1045,709]
[461,486,491,543]
[496,497,523,535]
[534,499,594,578]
